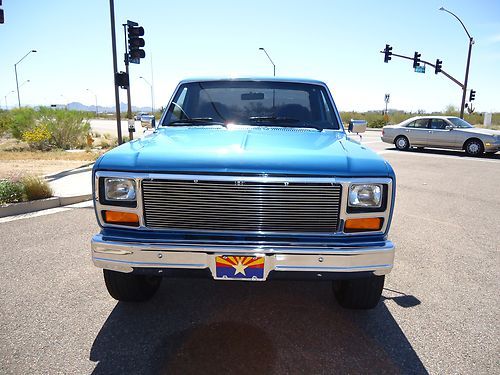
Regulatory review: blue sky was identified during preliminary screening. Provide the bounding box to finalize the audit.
[1,0,499,112]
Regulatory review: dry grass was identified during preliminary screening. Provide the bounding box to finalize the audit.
[21,176,53,201]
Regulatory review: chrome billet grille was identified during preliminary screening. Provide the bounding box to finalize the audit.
[142,179,341,233]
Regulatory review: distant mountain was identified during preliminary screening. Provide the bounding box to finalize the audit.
[66,102,152,113]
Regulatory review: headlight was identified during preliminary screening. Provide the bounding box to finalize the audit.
[104,178,136,201]
[348,184,382,208]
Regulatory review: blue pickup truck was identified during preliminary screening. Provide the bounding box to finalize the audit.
[91,78,396,309]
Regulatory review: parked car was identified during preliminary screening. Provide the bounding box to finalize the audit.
[381,116,500,156]
[91,78,396,309]
[134,112,148,121]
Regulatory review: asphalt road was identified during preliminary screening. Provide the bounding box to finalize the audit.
[1,133,499,374]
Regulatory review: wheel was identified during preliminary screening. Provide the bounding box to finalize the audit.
[103,269,162,302]
[394,136,410,151]
[332,275,385,309]
[464,139,484,156]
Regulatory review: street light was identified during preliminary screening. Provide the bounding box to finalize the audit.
[139,76,154,113]
[439,7,474,119]
[259,47,276,76]
[4,90,15,110]
[86,88,99,117]
[14,49,37,108]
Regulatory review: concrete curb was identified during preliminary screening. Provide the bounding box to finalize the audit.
[0,194,92,218]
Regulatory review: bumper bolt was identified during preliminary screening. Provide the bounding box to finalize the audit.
[318,257,324,262]
[158,253,163,259]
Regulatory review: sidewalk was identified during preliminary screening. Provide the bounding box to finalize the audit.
[0,164,93,218]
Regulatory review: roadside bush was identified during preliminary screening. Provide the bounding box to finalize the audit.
[0,110,13,136]
[22,176,53,201]
[38,108,91,149]
[368,118,387,128]
[9,107,38,139]
[22,123,52,150]
[0,180,24,204]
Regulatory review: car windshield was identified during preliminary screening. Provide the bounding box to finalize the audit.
[161,81,340,130]
[447,117,474,128]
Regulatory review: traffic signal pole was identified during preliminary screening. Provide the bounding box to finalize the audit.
[381,47,472,118]
[123,24,134,141]
[109,0,123,144]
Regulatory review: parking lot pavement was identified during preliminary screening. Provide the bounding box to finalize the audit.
[0,145,499,374]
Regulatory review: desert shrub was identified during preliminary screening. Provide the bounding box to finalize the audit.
[22,123,52,150]
[22,176,53,201]
[38,108,91,149]
[368,118,387,128]
[9,107,38,139]
[0,110,13,136]
[0,180,25,204]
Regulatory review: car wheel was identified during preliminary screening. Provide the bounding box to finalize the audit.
[464,139,484,156]
[394,136,410,151]
[103,269,162,302]
[332,275,385,309]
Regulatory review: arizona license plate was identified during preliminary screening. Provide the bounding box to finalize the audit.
[215,255,265,280]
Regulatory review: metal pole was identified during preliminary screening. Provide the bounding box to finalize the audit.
[259,48,276,76]
[123,24,133,141]
[109,0,122,144]
[14,64,20,108]
[95,95,98,117]
[150,52,155,113]
[439,7,473,119]
[460,39,473,119]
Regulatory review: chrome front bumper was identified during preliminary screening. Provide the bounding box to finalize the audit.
[91,234,395,280]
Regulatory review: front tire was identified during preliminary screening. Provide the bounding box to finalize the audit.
[394,136,410,151]
[103,269,162,302]
[333,275,385,309]
[464,139,484,156]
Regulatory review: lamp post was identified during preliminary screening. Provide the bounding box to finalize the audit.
[14,49,37,108]
[259,47,276,76]
[439,7,474,119]
[4,90,15,110]
[86,88,99,116]
[139,76,154,113]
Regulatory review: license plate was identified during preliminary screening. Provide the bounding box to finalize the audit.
[215,255,265,280]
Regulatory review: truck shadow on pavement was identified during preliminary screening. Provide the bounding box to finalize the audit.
[90,279,427,375]
[393,147,500,160]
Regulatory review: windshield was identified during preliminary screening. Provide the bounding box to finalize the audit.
[161,81,340,130]
[447,117,474,128]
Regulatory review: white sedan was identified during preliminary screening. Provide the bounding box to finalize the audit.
[381,116,500,156]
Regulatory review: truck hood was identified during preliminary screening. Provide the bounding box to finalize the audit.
[96,127,392,177]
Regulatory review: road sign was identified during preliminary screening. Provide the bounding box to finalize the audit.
[414,65,425,73]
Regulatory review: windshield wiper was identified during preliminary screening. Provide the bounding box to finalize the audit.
[167,118,227,127]
[248,116,323,131]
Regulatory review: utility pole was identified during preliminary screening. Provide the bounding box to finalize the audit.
[109,0,122,144]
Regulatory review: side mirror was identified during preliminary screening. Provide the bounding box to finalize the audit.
[348,119,367,134]
[445,125,453,130]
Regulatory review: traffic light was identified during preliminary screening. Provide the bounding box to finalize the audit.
[383,44,393,63]
[469,90,476,101]
[127,23,145,64]
[435,59,442,74]
[413,52,421,69]
[115,72,129,88]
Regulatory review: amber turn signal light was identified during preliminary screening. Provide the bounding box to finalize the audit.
[103,211,139,227]
[344,217,383,233]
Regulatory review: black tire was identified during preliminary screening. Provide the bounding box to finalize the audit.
[103,269,162,302]
[332,275,385,309]
[394,136,410,151]
[464,139,484,156]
